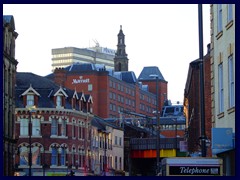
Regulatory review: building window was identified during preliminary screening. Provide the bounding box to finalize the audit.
[27,94,34,106]
[56,95,62,106]
[61,148,66,166]
[32,118,40,136]
[119,137,122,146]
[20,119,28,136]
[218,63,224,113]
[78,123,82,139]
[119,157,122,170]
[228,55,235,108]
[19,146,29,165]
[115,136,117,145]
[51,147,58,166]
[88,84,93,91]
[72,120,76,138]
[217,4,223,32]
[115,156,118,169]
[32,146,41,165]
[227,4,233,23]
[61,120,66,136]
[51,119,58,136]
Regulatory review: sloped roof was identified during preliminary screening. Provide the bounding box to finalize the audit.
[16,72,58,89]
[121,71,137,84]
[65,63,96,72]
[15,72,91,109]
[138,66,166,81]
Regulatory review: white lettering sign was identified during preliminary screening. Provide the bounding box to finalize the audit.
[179,167,210,175]
[72,76,90,84]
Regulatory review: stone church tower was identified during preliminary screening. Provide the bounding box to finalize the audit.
[114,25,129,71]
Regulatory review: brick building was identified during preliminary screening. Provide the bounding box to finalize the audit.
[3,15,18,176]
[183,44,212,157]
[46,26,168,119]
[14,72,94,176]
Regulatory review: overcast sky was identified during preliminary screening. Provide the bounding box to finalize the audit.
[3,4,210,103]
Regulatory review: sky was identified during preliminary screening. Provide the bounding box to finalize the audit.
[3,4,210,104]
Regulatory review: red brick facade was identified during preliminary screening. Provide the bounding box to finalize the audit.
[184,48,212,157]
[53,69,168,119]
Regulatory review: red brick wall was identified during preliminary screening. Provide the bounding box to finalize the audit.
[15,110,92,167]
[55,70,165,119]
[184,53,212,157]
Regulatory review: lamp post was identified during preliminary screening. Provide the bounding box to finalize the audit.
[198,4,206,157]
[28,105,36,176]
[149,74,160,175]
[103,130,108,176]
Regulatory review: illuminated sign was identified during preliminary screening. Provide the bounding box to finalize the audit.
[72,76,90,84]
[169,166,221,175]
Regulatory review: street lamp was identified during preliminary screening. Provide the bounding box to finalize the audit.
[102,130,108,176]
[28,105,36,176]
[149,74,160,175]
[198,4,207,157]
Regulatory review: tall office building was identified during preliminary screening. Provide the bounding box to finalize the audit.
[51,44,116,72]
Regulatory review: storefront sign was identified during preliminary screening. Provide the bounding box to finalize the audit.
[212,128,233,155]
[72,76,90,84]
[169,166,220,175]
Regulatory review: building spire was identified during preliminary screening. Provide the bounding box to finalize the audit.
[114,25,129,72]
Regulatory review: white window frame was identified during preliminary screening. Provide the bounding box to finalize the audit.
[228,55,235,108]
[27,94,34,106]
[56,95,62,107]
[51,119,58,136]
[32,118,41,136]
[20,118,29,136]
[227,4,233,23]
[217,4,223,32]
[218,63,224,113]
[61,120,66,136]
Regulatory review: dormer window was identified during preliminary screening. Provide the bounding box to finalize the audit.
[21,84,40,108]
[54,87,68,109]
[27,94,34,106]
[56,95,62,106]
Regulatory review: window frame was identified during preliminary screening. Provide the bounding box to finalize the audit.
[228,55,235,108]
[218,63,224,113]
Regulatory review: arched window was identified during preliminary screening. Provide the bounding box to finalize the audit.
[60,147,66,166]
[51,147,58,166]
[118,62,122,71]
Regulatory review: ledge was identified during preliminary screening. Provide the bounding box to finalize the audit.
[227,107,235,114]
[226,20,233,30]
[217,112,224,119]
[216,31,223,40]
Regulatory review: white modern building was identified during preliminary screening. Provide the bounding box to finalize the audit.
[51,45,116,71]
[210,4,235,176]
